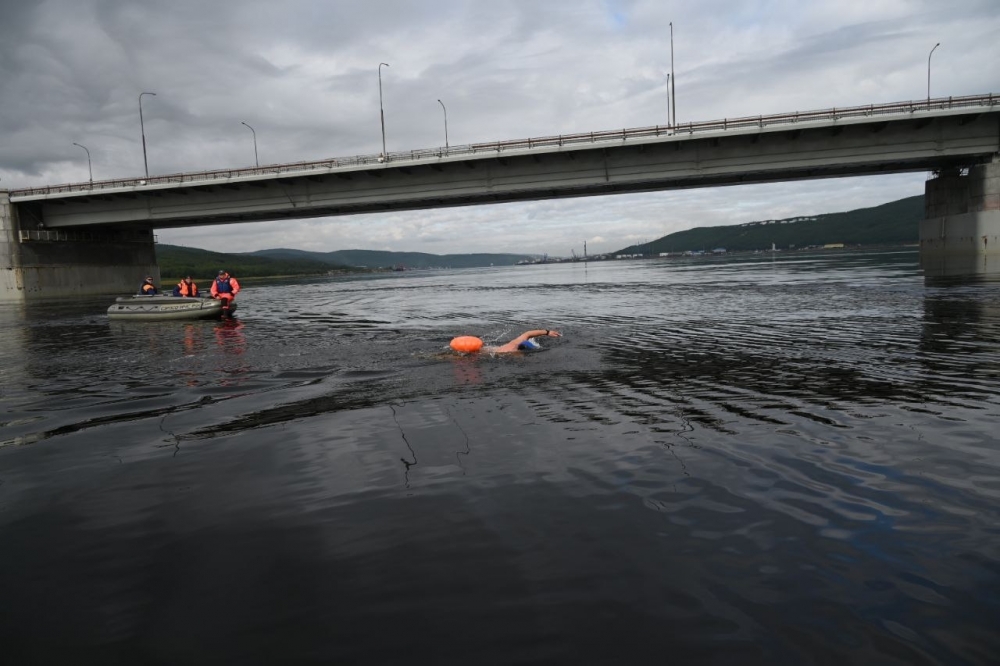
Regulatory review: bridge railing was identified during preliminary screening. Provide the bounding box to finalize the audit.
[18,229,155,243]
[11,93,997,198]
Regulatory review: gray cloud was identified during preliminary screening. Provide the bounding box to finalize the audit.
[1,0,998,255]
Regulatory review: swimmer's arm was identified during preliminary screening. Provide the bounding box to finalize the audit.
[496,329,561,353]
[529,328,561,338]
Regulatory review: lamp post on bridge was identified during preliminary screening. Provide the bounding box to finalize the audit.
[670,21,676,126]
[138,91,156,179]
[241,121,259,167]
[378,62,389,160]
[72,142,92,184]
[927,42,940,106]
[437,99,449,152]
[666,74,671,126]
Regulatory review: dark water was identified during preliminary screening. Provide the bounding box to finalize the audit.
[1,250,999,665]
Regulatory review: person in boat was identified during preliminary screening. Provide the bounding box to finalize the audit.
[172,275,199,298]
[138,276,158,295]
[452,329,562,354]
[210,270,241,316]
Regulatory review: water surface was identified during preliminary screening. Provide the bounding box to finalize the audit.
[1,250,999,664]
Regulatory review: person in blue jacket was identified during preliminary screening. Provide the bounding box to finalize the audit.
[210,270,241,317]
[138,276,158,295]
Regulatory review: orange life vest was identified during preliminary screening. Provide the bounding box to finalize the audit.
[176,280,198,297]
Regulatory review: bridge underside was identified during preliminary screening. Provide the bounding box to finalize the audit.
[21,158,990,230]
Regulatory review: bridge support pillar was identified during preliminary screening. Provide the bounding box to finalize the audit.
[0,190,23,301]
[1,191,160,303]
[920,157,1000,272]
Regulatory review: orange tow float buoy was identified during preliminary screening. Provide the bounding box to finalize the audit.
[450,336,484,353]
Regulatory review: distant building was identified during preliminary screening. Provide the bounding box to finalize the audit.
[823,243,845,249]
[712,248,726,254]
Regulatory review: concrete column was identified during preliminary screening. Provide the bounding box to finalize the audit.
[0,190,23,301]
[0,192,160,303]
[920,158,1000,269]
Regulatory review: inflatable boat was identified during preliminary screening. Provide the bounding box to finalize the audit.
[106,295,237,321]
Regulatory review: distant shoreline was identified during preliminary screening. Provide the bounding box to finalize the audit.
[158,243,922,282]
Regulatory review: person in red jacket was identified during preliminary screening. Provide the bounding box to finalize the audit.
[210,270,240,317]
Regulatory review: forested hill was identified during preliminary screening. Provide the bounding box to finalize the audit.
[616,195,924,255]
[156,244,338,279]
[250,248,533,268]
[155,245,533,279]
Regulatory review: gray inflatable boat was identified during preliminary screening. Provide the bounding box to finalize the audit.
[107,295,237,321]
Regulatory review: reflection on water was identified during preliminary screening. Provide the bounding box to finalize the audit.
[1,250,999,664]
[921,252,1000,280]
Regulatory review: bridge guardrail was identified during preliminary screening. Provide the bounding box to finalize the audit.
[18,229,155,243]
[10,93,997,198]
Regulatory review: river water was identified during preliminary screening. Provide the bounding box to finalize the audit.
[1,250,998,664]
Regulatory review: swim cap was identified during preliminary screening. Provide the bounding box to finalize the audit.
[518,338,540,351]
[450,336,484,353]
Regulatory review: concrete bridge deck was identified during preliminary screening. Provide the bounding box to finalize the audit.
[9,93,999,231]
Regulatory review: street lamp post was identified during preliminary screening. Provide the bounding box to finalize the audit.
[72,142,93,184]
[670,22,676,126]
[437,99,449,151]
[666,74,671,126]
[138,91,156,178]
[241,121,259,167]
[927,42,940,106]
[378,62,389,160]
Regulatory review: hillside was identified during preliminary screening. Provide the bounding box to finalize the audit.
[156,244,533,280]
[616,195,924,255]
[156,244,340,279]
[251,248,534,268]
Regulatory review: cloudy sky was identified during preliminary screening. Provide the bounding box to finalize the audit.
[1,0,998,256]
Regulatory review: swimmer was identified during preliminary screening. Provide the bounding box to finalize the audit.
[451,329,562,353]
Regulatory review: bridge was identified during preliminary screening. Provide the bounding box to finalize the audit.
[2,93,999,300]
